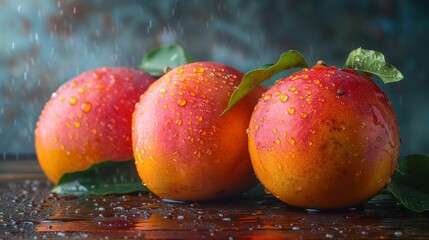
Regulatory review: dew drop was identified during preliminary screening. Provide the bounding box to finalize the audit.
[287,107,295,115]
[81,102,92,113]
[78,87,85,94]
[92,71,102,79]
[300,112,308,119]
[74,121,81,128]
[177,98,187,107]
[176,68,184,74]
[176,119,182,126]
[275,138,281,145]
[159,88,166,94]
[280,94,289,102]
[289,86,297,92]
[194,67,205,73]
[254,125,260,130]
[195,151,202,159]
[313,79,320,85]
[196,115,203,121]
[69,96,78,105]
[288,137,295,144]
[263,94,272,102]
[302,74,308,79]
[274,91,281,96]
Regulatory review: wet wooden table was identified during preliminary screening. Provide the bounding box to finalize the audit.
[1,159,428,239]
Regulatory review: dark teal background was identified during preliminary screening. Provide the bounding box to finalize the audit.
[1,0,428,157]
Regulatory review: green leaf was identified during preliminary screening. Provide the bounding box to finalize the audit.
[53,160,148,196]
[387,154,429,213]
[343,47,403,83]
[138,44,192,76]
[221,50,308,115]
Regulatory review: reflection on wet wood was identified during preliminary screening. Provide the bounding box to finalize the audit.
[1,160,429,239]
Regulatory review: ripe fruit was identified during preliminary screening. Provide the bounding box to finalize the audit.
[133,62,264,201]
[35,67,155,183]
[248,64,400,209]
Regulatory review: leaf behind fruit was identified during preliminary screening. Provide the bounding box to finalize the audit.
[387,154,429,213]
[138,44,192,76]
[343,47,403,83]
[53,160,148,196]
[221,50,308,115]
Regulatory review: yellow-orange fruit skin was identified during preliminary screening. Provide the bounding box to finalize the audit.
[248,65,400,209]
[35,67,154,183]
[133,62,264,201]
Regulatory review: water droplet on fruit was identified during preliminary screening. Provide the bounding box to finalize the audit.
[302,74,308,79]
[176,68,184,74]
[52,137,58,143]
[289,86,297,92]
[313,79,320,85]
[81,102,92,113]
[288,137,295,144]
[177,98,187,107]
[194,67,205,73]
[92,71,102,79]
[159,88,166,94]
[287,107,295,115]
[187,136,194,142]
[275,138,281,145]
[263,94,272,102]
[69,96,78,105]
[254,125,260,130]
[92,129,97,134]
[196,115,203,121]
[300,112,308,118]
[274,91,281,96]
[195,151,202,159]
[280,94,289,102]
[74,121,81,128]
[175,119,182,126]
[78,87,85,94]
[295,186,303,192]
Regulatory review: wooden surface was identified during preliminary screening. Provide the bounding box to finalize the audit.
[1,159,428,239]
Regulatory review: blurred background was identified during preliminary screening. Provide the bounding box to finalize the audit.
[1,0,428,159]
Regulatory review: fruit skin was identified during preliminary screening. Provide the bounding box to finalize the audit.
[35,67,155,184]
[248,65,400,209]
[133,62,264,201]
